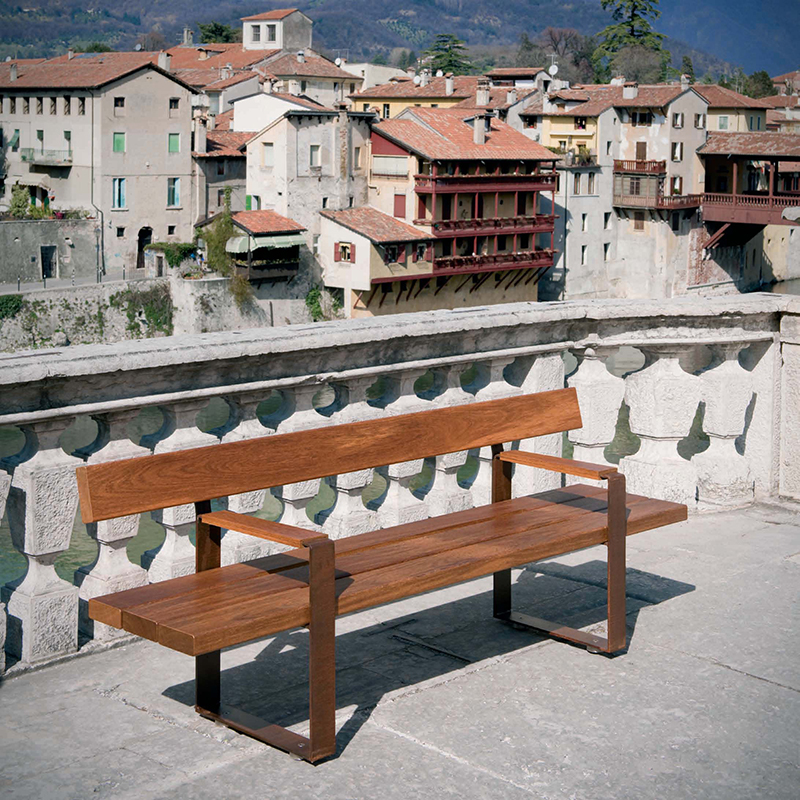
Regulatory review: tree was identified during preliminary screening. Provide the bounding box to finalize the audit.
[681,55,695,82]
[539,27,582,60]
[610,45,663,83]
[77,42,114,53]
[371,52,388,66]
[396,50,417,70]
[516,33,546,69]
[595,0,668,70]
[745,70,777,98]
[136,29,167,52]
[197,22,240,44]
[425,33,472,75]
[9,184,31,219]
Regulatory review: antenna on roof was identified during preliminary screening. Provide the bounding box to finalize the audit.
[335,57,342,66]
[134,43,142,52]
[413,75,421,85]
[436,69,443,77]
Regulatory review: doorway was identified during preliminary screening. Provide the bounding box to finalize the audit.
[40,245,57,279]
[635,142,647,161]
[137,227,152,270]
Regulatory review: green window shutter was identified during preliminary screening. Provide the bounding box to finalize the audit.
[168,133,180,153]
[245,195,252,211]
[113,132,125,152]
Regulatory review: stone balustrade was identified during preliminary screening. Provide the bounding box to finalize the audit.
[2,293,799,671]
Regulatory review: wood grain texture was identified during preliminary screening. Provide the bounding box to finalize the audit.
[77,388,582,522]
[198,511,328,547]
[498,451,618,480]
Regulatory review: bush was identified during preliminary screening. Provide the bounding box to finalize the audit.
[0,294,24,320]
[146,242,196,269]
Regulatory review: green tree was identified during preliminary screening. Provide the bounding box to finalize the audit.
[595,0,668,72]
[425,33,472,75]
[517,33,546,69]
[610,45,663,83]
[9,184,31,219]
[745,70,777,98]
[681,55,695,82]
[371,52,388,66]
[77,42,114,53]
[197,22,240,44]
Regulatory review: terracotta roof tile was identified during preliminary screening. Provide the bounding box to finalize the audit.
[772,69,800,84]
[374,107,558,161]
[214,109,234,130]
[203,71,262,91]
[232,210,306,235]
[194,131,252,158]
[485,67,544,78]
[692,85,770,109]
[454,86,536,111]
[266,52,356,81]
[698,131,800,158]
[321,207,429,243]
[353,75,479,99]
[760,95,800,108]
[268,92,332,110]
[165,44,279,71]
[241,8,300,21]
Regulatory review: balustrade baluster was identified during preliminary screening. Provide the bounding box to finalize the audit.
[75,409,149,640]
[692,343,754,509]
[144,401,219,581]
[620,345,701,506]
[2,418,81,664]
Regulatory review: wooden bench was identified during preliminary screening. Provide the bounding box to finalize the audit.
[77,388,687,763]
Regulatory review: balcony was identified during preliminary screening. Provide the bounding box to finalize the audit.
[613,159,666,174]
[428,214,557,237]
[433,248,555,274]
[613,193,703,210]
[702,192,800,225]
[415,172,557,194]
[19,148,73,166]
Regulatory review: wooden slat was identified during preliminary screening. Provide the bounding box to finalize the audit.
[77,389,582,522]
[499,451,618,480]
[198,511,328,548]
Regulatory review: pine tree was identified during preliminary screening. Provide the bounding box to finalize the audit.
[594,0,668,70]
[197,22,239,44]
[745,70,777,98]
[681,55,695,82]
[425,33,472,75]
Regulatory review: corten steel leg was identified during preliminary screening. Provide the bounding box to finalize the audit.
[490,452,629,655]
[192,502,337,763]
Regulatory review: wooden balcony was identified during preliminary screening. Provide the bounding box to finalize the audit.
[415,173,557,194]
[428,214,556,237]
[613,160,666,174]
[702,192,800,225]
[613,193,702,209]
[433,248,555,275]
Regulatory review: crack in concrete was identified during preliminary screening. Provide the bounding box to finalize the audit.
[681,652,800,695]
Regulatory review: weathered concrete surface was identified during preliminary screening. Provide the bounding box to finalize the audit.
[0,505,797,799]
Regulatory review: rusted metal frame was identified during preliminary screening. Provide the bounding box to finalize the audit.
[193,501,336,763]
[489,453,628,655]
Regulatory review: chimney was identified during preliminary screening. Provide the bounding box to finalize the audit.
[610,75,625,87]
[476,77,490,107]
[221,64,233,80]
[195,116,207,154]
[157,51,172,72]
[680,73,690,90]
[288,78,302,95]
[297,50,305,64]
[199,48,209,61]
[473,113,486,145]
[9,63,17,82]
[183,27,194,45]
[622,81,638,100]
[67,49,74,60]
[445,73,454,96]
[506,87,517,105]
[420,69,430,87]
[207,114,216,131]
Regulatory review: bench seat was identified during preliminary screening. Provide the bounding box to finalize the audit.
[90,483,686,658]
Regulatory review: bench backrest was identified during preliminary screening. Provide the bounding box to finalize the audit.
[77,387,582,523]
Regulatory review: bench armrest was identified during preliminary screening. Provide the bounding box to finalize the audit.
[497,451,618,481]
[198,510,329,548]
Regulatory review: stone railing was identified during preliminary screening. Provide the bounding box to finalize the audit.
[2,294,799,671]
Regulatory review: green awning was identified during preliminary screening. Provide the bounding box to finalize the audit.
[226,233,305,254]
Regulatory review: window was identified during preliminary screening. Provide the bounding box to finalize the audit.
[348,196,354,208]
[671,212,680,232]
[301,80,307,93]
[604,211,612,230]
[416,243,427,261]
[339,242,352,262]
[519,233,530,250]
[372,155,407,176]
[631,111,652,127]
[353,146,361,169]
[694,113,705,129]
[757,116,762,131]
[9,97,15,114]
[672,112,684,128]
[587,172,595,194]
[581,213,588,232]
[321,196,328,208]
[334,83,339,93]
[167,177,180,207]
[718,115,729,130]
[385,245,398,262]
[36,129,43,150]
[23,97,30,114]
[497,235,507,251]
[116,226,125,238]
[250,194,261,210]
[312,234,320,255]
[580,245,587,265]
[558,140,567,150]
[112,178,126,209]
[217,189,225,206]
[113,132,125,153]
[216,161,225,176]
[633,211,645,231]
[606,141,612,155]
[670,176,683,195]
[310,143,321,168]
[749,115,755,131]
[573,172,581,195]
[168,133,180,153]
[78,97,85,116]
[114,96,125,110]
[10,129,19,152]
[168,225,176,235]
[350,83,355,94]
[36,97,43,115]
[575,116,587,130]
[49,97,56,115]
[266,24,276,42]
[363,103,370,112]
[260,141,274,168]
[629,175,642,196]
[383,104,390,119]
[63,96,71,115]
[671,141,683,162]
[64,130,71,151]
[251,25,261,42]
[603,242,610,261]
[524,115,538,129]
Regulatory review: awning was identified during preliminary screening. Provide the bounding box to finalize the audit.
[14,175,50,189]
[226,233,305,253]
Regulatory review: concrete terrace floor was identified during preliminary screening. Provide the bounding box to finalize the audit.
[1,503,799,800]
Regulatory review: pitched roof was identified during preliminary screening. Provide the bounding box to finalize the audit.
[454,86,536,111]
[214,109,235,130]
[0,53,192,91]
[353,75,479,100]
[697,131,800,158]
[194,131,252,158]
[268,92,332,110]
[692,85,770,109]
[772,69,800,84]
[204,71,262,91]
[241,8,300,21]
[321,208,429,243]
[374,107,558,161]
[760,95,800,108]
[485,67,544,78]
[165,43,279,71]
[232,210,306,235]
[265,52,357,81]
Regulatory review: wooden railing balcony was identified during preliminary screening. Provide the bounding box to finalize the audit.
[433,248,555,273]
[702,192,800,225]
[613,159,666,174]
[415,172,557,193]
[429,214,556,236]
[613,193,702,209]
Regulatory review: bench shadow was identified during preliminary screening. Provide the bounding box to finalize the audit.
[162,561,694,761]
